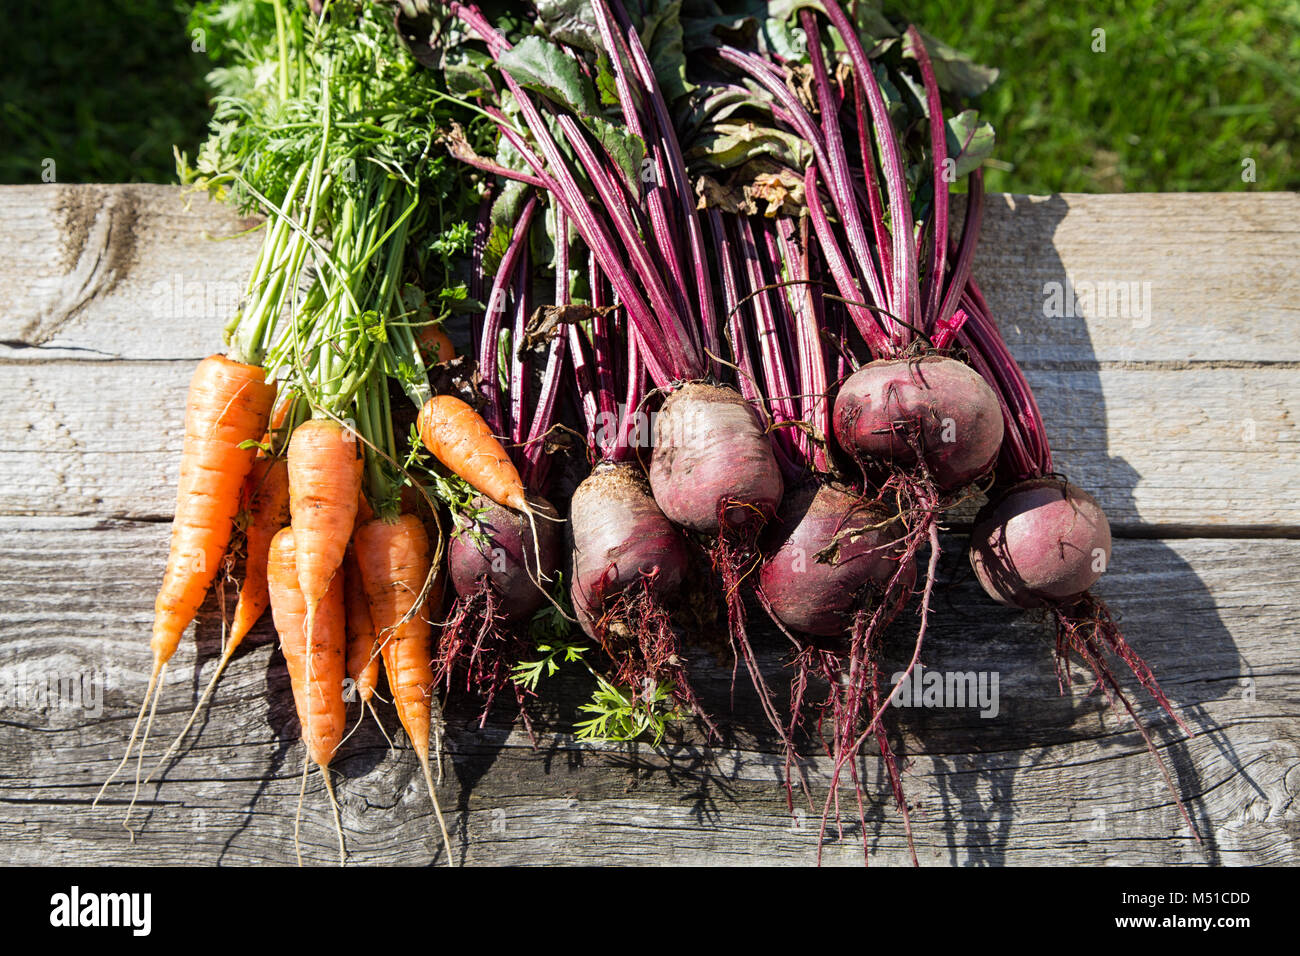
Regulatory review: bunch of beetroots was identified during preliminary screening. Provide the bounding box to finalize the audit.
[715,0,1196,855]
[409,0,1200,862]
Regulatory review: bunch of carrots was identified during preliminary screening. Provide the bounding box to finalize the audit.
[94,0,529,866]
[96,0,1198,866]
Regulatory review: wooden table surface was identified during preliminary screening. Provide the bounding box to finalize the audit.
[0,184,1297,866]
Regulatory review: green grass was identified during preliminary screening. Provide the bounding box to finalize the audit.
[2,1,1297,192]
[2,0,208,184]
[908,0,1300,192]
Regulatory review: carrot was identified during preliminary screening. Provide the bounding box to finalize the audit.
[416,395,526,512]
[343,549,380,708]
[287,418,363,649]
[356,491,375,525]
[230,456,292,642]
[268,527,348,865]
[96,354,275,821]
[353,512,454,865]
[155,356,278,660]
[146,454,291,782]
[418,323,457,364]
[227,394,295,644]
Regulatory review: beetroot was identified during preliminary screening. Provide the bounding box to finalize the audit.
[760,484,911,636]
[954,277,1199,840]
[569,463,690,636]
[568,462,715,730]
[969,478,1111,609]
[647,380,789,746]
[649,382,784,532]
[833,355,1004,490]
[449,494,563,622]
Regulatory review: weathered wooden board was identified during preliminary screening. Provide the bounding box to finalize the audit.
[1,361,1294,529]
[0,185,1297,866]
[4,187,1297,367]
[968,192,1300,366]
[0,521,1294,866]
[0,184,262,362]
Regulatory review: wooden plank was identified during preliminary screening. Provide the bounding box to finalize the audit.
[2,186,1298,367]
[1023,365,1299,532]
[0,361,195,520]
[0,519,1293,865]
[0,184,261,362]
[967,191,1300,366]
[1,360,1294,529]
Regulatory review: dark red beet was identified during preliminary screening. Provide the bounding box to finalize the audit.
[569,463,690,637]
[832,355,1003,490]
[568,462,716,732]
[969,478,1111,609]
[648,383,789,749]
[448,493,562,623]
[649,382,784,533]
[760,483,912,636]
[972,482,1199,841]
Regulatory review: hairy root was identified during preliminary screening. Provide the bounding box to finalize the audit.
[435,583,537,742]
[584,570,717,739]
[1054,591,1200,842]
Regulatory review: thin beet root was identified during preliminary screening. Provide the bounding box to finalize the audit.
[833,355,1003,490]
[1054,591,1200,841]
[705,491,803,772]
[436,585,538,738]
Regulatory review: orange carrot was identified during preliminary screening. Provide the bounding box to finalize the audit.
[416,395,526,511]
[230,456,291,645]
[339,492,391,748]
[353,513,453,865]
[155,356,277,660]
[418,324,457,364]
[343,549,380,708]
[356,491,375,525]
[97,354,275,818]
[287,418,362,647]
[146,454,291,783]
[228,395,294,645]
[268,527,347,865]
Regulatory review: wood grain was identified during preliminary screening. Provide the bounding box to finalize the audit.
[0,184,262,361]
[966,191,1300,366]
[1,361,1294,529]
[0,520,1293,866]
[4,187,1296,367]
